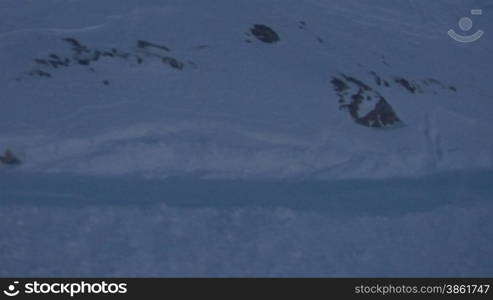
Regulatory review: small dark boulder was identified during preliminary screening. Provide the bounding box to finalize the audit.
[77,59,90,66]
[250,24,280,43]
[394,77,416,94]
[162,57,185,70]
[0,149,21,165]
[137,40,170,52]
[331,77,349,93]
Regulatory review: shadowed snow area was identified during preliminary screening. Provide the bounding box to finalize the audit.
[0,0,492,276]
[1,171,492,277]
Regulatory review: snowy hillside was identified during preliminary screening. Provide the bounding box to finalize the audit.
[1,0,492,179]
[1,0,492,276]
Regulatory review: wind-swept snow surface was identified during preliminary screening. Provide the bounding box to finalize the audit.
[1,0,492,178]
[1,0,492,276]
[1,171,493,277]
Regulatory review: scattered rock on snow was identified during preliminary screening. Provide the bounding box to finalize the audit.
[249,24,280,43]
[0,149,22,165]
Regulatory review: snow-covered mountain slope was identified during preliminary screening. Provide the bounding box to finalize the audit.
[1,0,492,179]
[2,0,493,278]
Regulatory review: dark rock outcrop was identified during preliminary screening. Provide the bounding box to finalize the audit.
[331,75,402,128]
[331,71,457,129]
[357,96,401,128]
[0,149,21,165]
[137,40,170,52]
[394,77,417,94]
[18,38,191,81]
[250,24,280,43]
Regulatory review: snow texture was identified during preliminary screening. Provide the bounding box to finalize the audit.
[0,0,492,276]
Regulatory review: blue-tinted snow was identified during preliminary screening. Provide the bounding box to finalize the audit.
[1,0,492,276]
[1,171,492,276]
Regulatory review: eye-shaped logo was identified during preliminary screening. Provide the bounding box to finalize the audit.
[3,282,20,297]
[448,9,484,43]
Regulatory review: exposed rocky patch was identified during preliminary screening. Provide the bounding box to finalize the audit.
[367,71,457,94]
[342,74,372,91]
[0,149,21,165]
[331,77,350,93]
[422,78,457,92]
[333,74,401,128]
[17,38,191,81]
[331,71,457,129]
[393,77,420,94]
[136,40,185,70]
[369,71,390,87]
[27,69,52,78]
[249,24,280,43]
[137,40,170,52]
[161,57,184,70]
[356,96,401,128]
